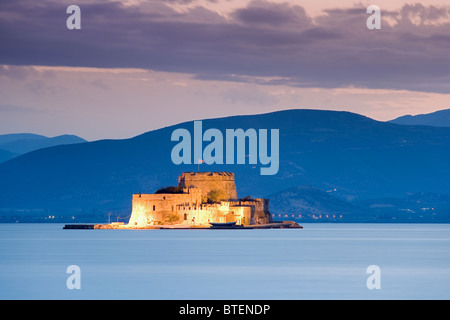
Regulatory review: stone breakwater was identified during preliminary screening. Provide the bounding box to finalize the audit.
[62,221,303,230]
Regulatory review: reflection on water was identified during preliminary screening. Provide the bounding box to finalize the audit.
[0,223,449,299]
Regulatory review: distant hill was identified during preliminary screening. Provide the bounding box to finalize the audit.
[268,186,450,223]
[1,109,450,223]
[268,185,366,221]
[0,133,48,144]
[0,133,86,163]
[390,109,450,127]
[358,192,450,222]
[0,149,17,164]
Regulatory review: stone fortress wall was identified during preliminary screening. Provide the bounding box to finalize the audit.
[178,172,238,203]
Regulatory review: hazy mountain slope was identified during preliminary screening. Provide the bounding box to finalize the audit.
[268,186,450,223]
[268,185,365,220]
[0,133,48,144]
[0,134,87,155]
[390,109,450,127]
[0,148,17,164]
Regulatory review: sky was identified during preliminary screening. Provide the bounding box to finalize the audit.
[1,0,450,141]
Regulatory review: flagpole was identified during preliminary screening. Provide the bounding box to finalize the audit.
[198,159,203,172]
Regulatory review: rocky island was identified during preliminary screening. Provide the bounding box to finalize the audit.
[65,172,302,230]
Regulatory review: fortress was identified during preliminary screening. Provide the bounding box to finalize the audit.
[126,172,273,228]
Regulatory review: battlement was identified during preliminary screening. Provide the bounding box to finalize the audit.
[178,172,238,201]
[179,172,235,180]
[127,172,271,227]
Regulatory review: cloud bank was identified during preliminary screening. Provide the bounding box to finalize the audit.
[1,0,450,93]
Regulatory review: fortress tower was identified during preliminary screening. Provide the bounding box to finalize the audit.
[178,172,238,203]
[127,172,271,228]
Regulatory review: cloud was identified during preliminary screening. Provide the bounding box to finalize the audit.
[221,86,279,106]
[1,64,450,140]
[232,0,312,28]
[1,1,450,93]
[0,65,39,81]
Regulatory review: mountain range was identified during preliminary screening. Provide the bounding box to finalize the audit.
[390,109,450,127]
[268,186,450,223]
[1,109,450,223]
[0,133,86,164]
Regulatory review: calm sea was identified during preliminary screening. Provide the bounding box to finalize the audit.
[0,223,449,300]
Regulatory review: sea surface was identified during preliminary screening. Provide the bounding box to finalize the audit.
[0,223,449,300]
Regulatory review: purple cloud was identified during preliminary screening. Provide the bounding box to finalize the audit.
[1,0,450,93]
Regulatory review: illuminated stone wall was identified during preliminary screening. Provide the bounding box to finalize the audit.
[126,172,271,228]
[229,199,272,224]
[178,172,238,202]
[127,188,203,226]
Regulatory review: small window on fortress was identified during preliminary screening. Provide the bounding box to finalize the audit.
[163,196,166,200]
[184,214,188,221]
[153,205,156,211]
